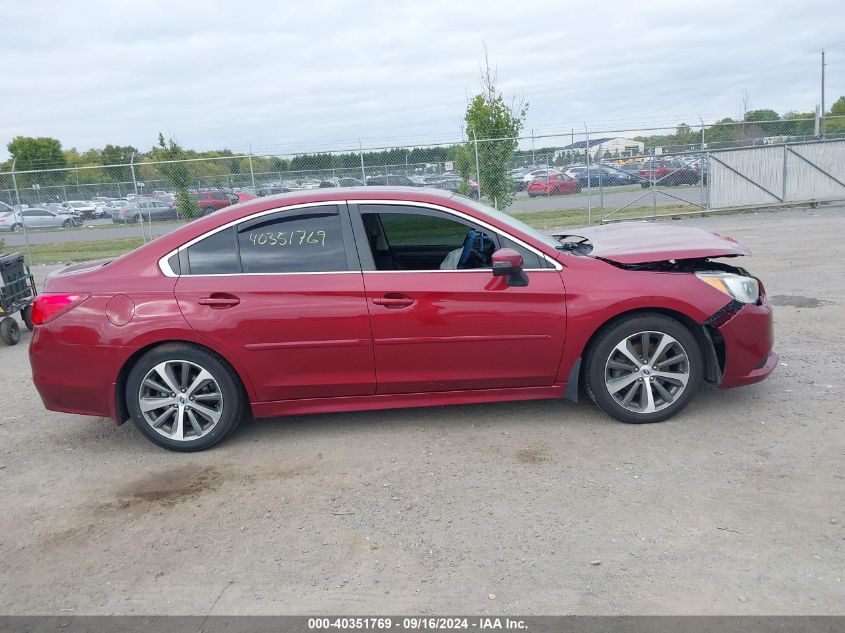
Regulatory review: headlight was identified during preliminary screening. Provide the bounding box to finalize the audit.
[696,271,759,304]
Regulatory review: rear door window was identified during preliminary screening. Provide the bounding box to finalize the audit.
[237,206,348,273]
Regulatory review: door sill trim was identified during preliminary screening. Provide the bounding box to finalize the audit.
[251,384,566,419]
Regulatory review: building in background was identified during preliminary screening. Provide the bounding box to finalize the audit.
[555,137,645,160]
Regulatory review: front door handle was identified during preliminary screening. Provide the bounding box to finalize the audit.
[198,293,240,309]
[372,294,414,309]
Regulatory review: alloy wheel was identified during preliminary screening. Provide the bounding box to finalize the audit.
[604,330,690,414]
[138,360,224,441]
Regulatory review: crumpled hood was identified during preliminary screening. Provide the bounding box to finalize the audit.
[556,222,751,264]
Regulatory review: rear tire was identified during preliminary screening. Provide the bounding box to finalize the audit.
[62,220,72,228]
[0,317,20,346]
[21,305,33,331]
[584,313,702,424]
[126,344,245,452]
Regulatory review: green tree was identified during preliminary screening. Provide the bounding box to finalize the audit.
[150,133,200,219]
[744,109,779,123]
[462,53,528,208]
[744,109,782,136]
[826,96,845,135]
[92,145,135,183]
[781,112,816,136]
[7,136,67,183]
[454,144,473,195]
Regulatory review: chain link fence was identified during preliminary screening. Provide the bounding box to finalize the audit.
[2,116,844,267]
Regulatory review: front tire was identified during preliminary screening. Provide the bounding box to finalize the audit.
[11,223,22,232]
[126,344,244,451]
[584,313,702,424]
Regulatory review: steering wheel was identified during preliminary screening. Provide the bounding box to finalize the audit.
[457,229,480,269]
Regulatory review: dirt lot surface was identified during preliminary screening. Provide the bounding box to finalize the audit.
[0,204,843,615]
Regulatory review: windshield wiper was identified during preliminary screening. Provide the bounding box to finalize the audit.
[553,235,593,254]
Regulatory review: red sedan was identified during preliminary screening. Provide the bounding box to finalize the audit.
[526,173,581,197]
[29,188,777,451]
[192,189,244,215]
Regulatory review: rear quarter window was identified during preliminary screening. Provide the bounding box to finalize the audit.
[187,227,239,274]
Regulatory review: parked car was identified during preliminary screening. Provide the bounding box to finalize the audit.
[192,190,240,215]
[29,188,777,451]
[235,192,257,204]
[575,168,635,187]
[617,163,645,177]
[0,207,83,231]
[425,177,480,199]
[526,174,582,197]
[101,199,131,218]
[112,199,178,224]
[639,160,701,187]
[257,182,291,196]
[513,169,563,191]
[62,200,104,219]
[319,177,366,188]
[366,175,420,186]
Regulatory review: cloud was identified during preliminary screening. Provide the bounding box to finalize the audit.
[1,0,843,160]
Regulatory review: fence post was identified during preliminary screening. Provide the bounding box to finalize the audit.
[359,140,366,181]
[130,154,146,243]
[597,143,604,213]
[472,128,482,203]
[781,142,789,203]
[585,128,591,226]
[9,159,34,266]
[248,146,256,193]
[699,116,707,210]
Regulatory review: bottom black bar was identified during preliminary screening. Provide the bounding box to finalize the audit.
[0,616,843,633]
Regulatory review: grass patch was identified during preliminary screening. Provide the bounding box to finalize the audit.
[28,238,145,264]
[512,204,702,229]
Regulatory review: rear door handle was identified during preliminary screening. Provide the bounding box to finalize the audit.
[198,293,240,309]
[372,295,414,309]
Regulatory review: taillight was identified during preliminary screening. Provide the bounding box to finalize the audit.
[31,293,90,326]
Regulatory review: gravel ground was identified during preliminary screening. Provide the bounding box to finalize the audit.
[0,204,842,615]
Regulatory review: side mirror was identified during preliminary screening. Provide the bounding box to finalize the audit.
[491,248,529,287]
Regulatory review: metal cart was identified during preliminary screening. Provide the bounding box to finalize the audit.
[0,252,37,346]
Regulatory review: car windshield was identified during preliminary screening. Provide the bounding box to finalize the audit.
[454,196,560,251]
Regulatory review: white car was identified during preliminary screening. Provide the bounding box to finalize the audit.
[515,169,563,190]
[0,207,83,232]
[63,200,105,219]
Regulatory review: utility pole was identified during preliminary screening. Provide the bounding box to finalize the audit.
[821,49,827,138]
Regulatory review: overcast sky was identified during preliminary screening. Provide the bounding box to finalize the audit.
[2,0,844,160]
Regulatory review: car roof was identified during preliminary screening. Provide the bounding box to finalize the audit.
[240,186,457,206]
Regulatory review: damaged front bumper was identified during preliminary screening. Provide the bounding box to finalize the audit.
[703,296,778,389]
